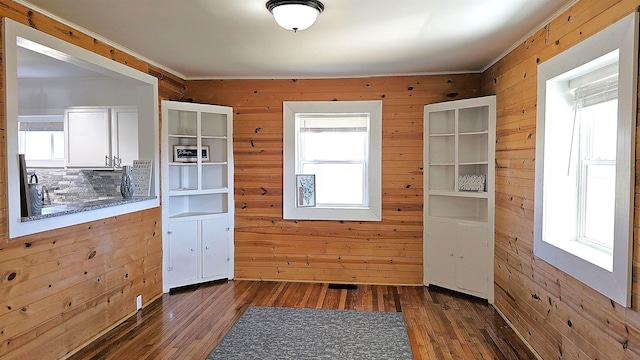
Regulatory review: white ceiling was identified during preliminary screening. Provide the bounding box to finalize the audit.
[18,0,576,80]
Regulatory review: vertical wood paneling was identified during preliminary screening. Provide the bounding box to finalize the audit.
[0,1,186,359]
[186,75,481,286]
[482,0,640,358]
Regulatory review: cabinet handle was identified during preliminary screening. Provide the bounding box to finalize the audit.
[450,253,454,256]
[167,230,173,234]
[205,246,210,250]
[459,255,464,259]
[105,155,110,167]
[226,258,230,262]
[191,248,195,252]
[225,227,230,231]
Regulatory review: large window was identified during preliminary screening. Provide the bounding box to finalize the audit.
[283,101,382,221]
[534,13,637,307]
[297,114,369,207]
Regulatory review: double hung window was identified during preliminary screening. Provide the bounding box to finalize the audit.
[296,114,369,207]
[283,101,382,221]
[18,115,65,167]
[534,12,637,307]
[573,75,617,251]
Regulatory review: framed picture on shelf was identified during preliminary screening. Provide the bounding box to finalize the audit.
[173,145,210,163]
[296,174,315,207]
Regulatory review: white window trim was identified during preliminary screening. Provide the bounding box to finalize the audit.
[4,18,159,238]
[283,101,382,221]
[534,12,638,307]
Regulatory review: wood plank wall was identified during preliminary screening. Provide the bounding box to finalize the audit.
[481,0,640,358]
[0,1,186,359]
[186,76,480,286]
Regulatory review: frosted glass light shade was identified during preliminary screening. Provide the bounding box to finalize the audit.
[266,0,324,32]
[272,4,319,32]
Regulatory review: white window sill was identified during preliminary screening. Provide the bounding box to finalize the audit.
[543,238,612,272]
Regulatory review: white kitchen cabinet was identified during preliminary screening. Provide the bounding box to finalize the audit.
[65,107,110,167]
[423,95,495,302]
[65,106,138,168]
[111,107,139,166]
[161,100,234,292]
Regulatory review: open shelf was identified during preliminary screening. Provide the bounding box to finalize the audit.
[169,210,227,219]
[459,106,489,133]
[429,190,488,198]
[429,109,455,134]
[428,192,488,222]
[168,192,228,218]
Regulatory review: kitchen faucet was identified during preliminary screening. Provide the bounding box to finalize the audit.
[41,185,51,205]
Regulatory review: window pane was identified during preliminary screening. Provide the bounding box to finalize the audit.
[303,163,364,205]
[24,132,53,160]
[52,132,65,159]
[20,130,65,161]
[301,132,366,161]
[580,100,617,160]
[584,164,615,247]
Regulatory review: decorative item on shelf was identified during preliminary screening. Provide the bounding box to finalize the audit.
[296,174,315,207]
[28,173,42,215]
[132,160,153,197]
[458,174,486,192]
[120,165,135,199]
[173,145,210,163]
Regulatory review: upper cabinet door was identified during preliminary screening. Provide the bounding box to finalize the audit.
[65,107,110,167]
[112,107,139,167]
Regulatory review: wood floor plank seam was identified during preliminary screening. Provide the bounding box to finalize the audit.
[66,280,537,360]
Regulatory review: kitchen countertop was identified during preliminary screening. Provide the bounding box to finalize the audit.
[22,196,157,222]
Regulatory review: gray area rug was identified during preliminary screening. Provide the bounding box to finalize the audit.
[207,306,413,359]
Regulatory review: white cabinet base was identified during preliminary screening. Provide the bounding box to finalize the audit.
[165,217,231,290]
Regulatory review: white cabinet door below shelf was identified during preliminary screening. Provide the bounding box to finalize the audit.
[167,221,199,285]
[201,217,230,279]
[455,223,489,295]
[426,220,457,288]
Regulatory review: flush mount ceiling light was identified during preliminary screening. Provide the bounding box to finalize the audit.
[266,0,324,32]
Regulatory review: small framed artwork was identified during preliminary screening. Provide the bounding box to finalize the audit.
[296,174,316,207]
[173,145,210,163]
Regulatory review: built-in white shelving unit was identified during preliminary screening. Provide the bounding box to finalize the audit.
[161,100,234,292]
[423,95,496,302]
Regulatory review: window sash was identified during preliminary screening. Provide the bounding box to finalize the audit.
[296,114,371,208]
[575,99,617,251]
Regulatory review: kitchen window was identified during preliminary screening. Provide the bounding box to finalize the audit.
[283,100,382,221]
[18,115,65,167]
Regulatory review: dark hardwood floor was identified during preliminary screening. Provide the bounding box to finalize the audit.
[68,280,537,360]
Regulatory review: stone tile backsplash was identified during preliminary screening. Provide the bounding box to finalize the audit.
[28,168,122,206]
